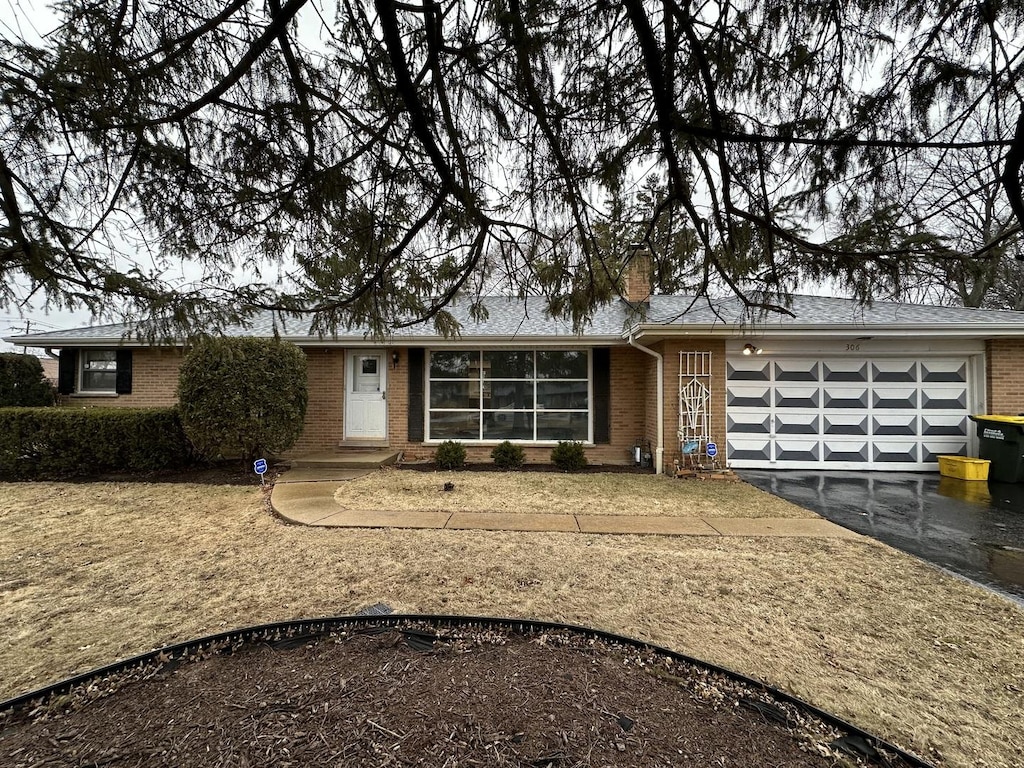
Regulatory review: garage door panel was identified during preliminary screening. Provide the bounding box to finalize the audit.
[872,361,917,382]
[921,361,967,382]
[727,414,770,434]
[873,443,919,463]
[727,385,771,407]
[872,388,918,409]
[921,414,968,436]
[774,386,819,408]
[823,441,869,462]
[727,438,771,461]
[824,414,869,435]
[824,387,869,408]
[921,387,967,409]
[774,360,819,381]
[725,353,973,470]
[776,439,820,461]
[775,413,819,434]
[872,414,917,435]
[922,440,969,461]
[726,360,770,381]
[822,361,868,381]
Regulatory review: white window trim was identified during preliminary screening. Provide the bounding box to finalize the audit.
[425,349,593,444]
[77,350,119,395]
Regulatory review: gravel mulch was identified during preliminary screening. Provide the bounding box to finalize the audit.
[0,623,918,767]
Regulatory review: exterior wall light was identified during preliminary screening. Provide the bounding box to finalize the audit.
[392,351,400,368]
[742,343,763,355]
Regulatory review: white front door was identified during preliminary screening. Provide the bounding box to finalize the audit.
[345,352,387,440]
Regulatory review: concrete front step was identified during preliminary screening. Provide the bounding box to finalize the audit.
[288,450,400,470]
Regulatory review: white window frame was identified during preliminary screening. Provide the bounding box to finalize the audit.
[78,350,118,394]
[426,349,592,444]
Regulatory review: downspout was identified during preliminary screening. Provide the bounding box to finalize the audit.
[627,332,664,475]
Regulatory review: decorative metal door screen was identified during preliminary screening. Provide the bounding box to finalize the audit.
[678,352,713,467]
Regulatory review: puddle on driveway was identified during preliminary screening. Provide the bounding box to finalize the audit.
[739,470,1024,605]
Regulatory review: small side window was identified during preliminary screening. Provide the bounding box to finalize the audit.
[80,350,118,393]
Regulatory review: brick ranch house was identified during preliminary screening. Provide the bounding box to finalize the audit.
[7,264,1024,474]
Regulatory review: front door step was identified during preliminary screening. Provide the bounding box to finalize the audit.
[289,451,400,470]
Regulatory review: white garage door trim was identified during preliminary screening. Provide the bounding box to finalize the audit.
[725,341,984,471]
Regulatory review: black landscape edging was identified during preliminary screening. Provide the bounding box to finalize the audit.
[0,614,934,767]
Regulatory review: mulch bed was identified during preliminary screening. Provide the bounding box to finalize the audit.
[0,624,916,767]
[399,462,655,474]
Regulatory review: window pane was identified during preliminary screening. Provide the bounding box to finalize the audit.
[537,381,588,409]
[429,411,480,440]
[83,370,117,391]
[483,411,534,440]
[488,381,533,410]
[430,351,474,378]
[83,351,117,391]
[537,350,587,379]
[429,381,478,409]
[537,412,589,441]
[484,351,533,379]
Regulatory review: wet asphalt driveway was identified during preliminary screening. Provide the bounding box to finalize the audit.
[738,470,1024,605]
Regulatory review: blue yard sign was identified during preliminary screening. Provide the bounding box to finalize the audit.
[253,458,268,476]
[705,442,718,458]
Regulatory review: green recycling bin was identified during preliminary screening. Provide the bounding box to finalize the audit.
[969,415,1024,483]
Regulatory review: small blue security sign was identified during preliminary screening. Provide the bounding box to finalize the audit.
[254,456,270,487]
[705,442,718,458]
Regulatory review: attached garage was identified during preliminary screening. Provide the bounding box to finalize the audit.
[726,340,985,470]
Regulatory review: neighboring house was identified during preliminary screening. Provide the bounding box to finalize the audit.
[6,260,1024,474]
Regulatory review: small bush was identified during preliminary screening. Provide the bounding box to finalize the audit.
[491,440,525,470]
[0,353,55,407]
[435,440,466,470]
[551,440,587,472]
[0,407,193,479]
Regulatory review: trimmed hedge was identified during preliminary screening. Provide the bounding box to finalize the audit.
[0,407,192,479]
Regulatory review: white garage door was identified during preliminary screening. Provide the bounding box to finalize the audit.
[726,356,972,470]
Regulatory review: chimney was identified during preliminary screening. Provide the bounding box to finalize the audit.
[623,248,653,304]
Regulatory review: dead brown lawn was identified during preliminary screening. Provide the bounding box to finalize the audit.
[334,469,816,517]
[1,478,1022,768]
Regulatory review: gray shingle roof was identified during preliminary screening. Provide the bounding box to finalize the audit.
[646,294,1024,328]
[6,293,1024,347]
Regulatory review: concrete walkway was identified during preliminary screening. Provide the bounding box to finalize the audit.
[270,469,862,539]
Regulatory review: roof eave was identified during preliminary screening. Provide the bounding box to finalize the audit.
[626,323,1024,341]
[4,333,627,348]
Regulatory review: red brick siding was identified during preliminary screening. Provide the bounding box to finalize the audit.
[650,339,727,474]
[986,339,1024,415]
[291,348,346,453]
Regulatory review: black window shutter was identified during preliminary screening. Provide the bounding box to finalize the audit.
[57,349,77,395]
[408,348,425,442]
[593,347,611,444]
[115,349,133,394]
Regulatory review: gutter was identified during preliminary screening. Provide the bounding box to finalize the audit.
[627,332,664,475]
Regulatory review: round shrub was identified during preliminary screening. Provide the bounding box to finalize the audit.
[551,440,587,472]
[177,337,308,463]
[0,353,55,407]
[491,440,525,470]
[435,440,466,470]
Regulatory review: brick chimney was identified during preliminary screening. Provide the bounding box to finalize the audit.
[623,249,653,304]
